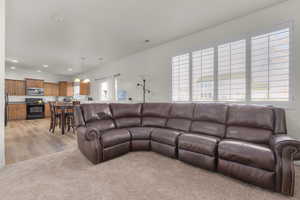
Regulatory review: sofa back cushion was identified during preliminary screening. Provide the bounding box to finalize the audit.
[110,103,142,128]
[226,126,272,144]
[81,104,113,122]
[166,103,194,131]
[226,104,274,144]
[190,102,228,138]
[81,104,115,131]
[142,103,171,128]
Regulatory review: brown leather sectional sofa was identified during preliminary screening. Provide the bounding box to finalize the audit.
[74,103,300,196]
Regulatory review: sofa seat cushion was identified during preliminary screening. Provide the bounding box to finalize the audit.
[218,140,275,171]
[178,133,220,156]
[151,128,181,146]
[128,127,153,140]
[86,120,115,132]
[101,129,131,148]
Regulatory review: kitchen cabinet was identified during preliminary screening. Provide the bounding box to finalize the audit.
[5,79,26,96]
[59,81,73,96]
[44,103,51,118]
[25,78,44,88]
[44,82,59,96]
[8,103,26,120]
[80,81,90,95]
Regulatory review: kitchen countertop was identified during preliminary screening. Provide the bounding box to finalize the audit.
[8,102,26,104]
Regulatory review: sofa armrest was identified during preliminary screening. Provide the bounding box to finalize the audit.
[77,126,100,141]
[76,127,102,164]
[269,134,300,196]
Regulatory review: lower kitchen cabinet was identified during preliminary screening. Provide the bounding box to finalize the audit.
[45,103,51,118]
[8,104,27,120]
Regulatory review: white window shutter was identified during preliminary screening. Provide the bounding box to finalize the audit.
[192,48,214,101]
[251,28,289,101]
[172,53,190,101]
[218,40,246,101]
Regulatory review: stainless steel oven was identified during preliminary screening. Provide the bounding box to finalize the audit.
[26,88,44,96]
[26,98,45,119]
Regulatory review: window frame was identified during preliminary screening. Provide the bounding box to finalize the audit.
[171,21,294,108]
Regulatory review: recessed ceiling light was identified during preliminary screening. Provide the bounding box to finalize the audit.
[68,68,73,71]
[6,58,19,63]
[98,57,104,61]
[145,40,150,43]
[51,14,64,23]
[43,64,48,68]
[10,66,16,70]
[37,70,42,73]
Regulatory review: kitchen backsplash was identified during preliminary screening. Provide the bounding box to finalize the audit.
[8,95,88,103]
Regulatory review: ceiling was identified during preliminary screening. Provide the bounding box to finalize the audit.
[6,0,287,75]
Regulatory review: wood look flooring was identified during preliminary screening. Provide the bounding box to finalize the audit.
[5,118,77,165]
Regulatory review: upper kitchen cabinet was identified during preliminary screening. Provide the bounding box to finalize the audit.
[59,81,73,96]
[44,82,59,96]
[25,78,44,88]
[80,81,90,95]
[5,79,26,96]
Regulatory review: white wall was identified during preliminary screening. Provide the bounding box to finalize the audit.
[5,67,72,82]
[82,0,300,140]
[0,0,5,168]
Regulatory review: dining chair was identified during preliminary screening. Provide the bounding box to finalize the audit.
[66,101,80,133]
[49,101,62,133]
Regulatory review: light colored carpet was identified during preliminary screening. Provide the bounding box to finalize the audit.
[0,149,299,200]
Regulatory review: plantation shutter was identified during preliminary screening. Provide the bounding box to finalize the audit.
[192,48,214,101]
[218,40,246,101]
[251,28,290,101]
[172,53,190,101]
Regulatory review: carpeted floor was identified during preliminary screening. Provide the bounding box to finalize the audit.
[0,149,299,200]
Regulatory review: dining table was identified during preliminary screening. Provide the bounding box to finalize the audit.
[54,103,74,135]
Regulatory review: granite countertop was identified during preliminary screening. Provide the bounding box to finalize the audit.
[8,102,26,104]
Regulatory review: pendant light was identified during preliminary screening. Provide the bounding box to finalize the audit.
[74,57,90,83]
[83,78,90,83]
[74,78,81,82]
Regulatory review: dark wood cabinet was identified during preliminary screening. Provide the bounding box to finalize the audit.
[8,104,26,120]
[80,81,90,95]
[5,79,26,96]
[59,81,73,96]
[25,78,44,88]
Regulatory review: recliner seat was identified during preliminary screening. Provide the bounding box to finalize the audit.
[74,102,300,196]
[178,103,227,171]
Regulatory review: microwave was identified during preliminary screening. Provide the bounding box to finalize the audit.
[26,88,44,96]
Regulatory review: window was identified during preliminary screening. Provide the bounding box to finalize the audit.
[172,53,190,101]
[97,76,118,102]
[218,40,246,101]
[251,28,290,101]
[171,25,292,105]
[100,81,109,101]
[192,48,214,101]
